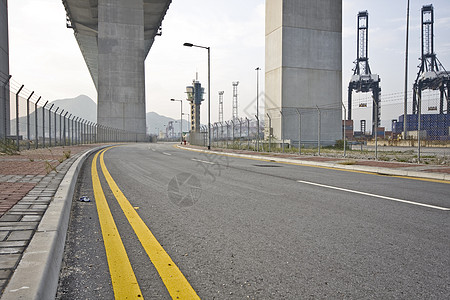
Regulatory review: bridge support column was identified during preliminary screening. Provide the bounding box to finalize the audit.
[97,0,147,141]
[265,0,342,146]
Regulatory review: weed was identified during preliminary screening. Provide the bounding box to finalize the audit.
[44,161,57,174]
[396,157,410,163]
[63,150,71,159]
[0,139,19,155]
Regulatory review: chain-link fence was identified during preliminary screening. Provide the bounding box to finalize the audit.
[350,90,449,163]
[1,78,141,151]
[192,90,449,164]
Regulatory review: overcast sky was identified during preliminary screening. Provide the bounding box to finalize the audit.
[7,0,450,126]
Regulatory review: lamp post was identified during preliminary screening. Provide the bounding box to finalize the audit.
[403,0,410,140]
[256,67,260,152]
[184,42,211,150]
[171,99,183,144]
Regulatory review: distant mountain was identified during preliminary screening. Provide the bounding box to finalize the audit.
[50,95,97,122]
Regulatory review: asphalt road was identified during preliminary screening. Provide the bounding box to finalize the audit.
[57,143,450,299]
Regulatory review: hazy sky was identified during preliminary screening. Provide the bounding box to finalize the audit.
[7,0,450,126]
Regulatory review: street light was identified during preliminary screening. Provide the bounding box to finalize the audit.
[256,67,260,152]
[171,98,183,144]
[184,42,211,150]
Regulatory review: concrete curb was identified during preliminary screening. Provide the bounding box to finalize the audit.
[1,146,107,300]
[178,146,449,182]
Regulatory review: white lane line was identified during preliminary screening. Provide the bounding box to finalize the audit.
[162,152,172,156]
[151,148,156,152]
[297,180,450,211]
[191,158,215,165]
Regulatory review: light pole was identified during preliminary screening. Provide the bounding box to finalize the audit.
[403,0,410,140]
[171,99,183,144]
[256,67,260,152]
[184,42,211,150]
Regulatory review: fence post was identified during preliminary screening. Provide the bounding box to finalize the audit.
[59,109,64,145]
[77,118,81,144]
[239,118,243,150]
[71,116,74,145]
[279,110,284,153]
[246,118,250,150]
[67,114,72,145]
[16,85,24,150]
[53,107,59,146]
[316,105,321,156]
[225,121,229,148]
[2,75,12,140]
[34,97,41,149]
[231,120,235,146]
[82,120,85,144]
[48,104,54,147]
[42,101,48,147]
[90,122,93,144]
[266,113,271,153]
[372,99,378,160]
[295,109,301,155]
[93,123,96,143]
[26,91,34,149]
[63,112,68,145]
[418,90,421,163]
[74,117,80,145]
[86,121,90,144]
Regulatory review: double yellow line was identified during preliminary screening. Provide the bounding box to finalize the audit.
[91,147,200,299]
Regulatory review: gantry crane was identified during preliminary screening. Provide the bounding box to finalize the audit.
[348,11,381,136]
[413,4,450,115]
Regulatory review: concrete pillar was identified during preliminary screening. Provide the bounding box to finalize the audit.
[97,0,147,141]
[0,0,10,139]
[265,0,342,146]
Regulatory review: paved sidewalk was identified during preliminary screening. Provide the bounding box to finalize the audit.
[181,145,450,181]
[0,145,101,296]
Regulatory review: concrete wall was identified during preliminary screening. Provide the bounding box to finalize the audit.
[97,0,147,141]
[0,0,10,138]
[265,0,342,146]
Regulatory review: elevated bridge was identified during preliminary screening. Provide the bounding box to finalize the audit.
[63,0,171,140]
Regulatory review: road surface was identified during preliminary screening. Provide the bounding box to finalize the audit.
[57,143,450,299]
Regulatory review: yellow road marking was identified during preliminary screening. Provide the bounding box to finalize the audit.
[176,145,449,184]
[91,149,143,299]
[100,148,200,299]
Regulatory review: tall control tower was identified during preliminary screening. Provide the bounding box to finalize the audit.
[186,80,204,133]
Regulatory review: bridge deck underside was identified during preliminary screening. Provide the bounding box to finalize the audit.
[63,0,171,89]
